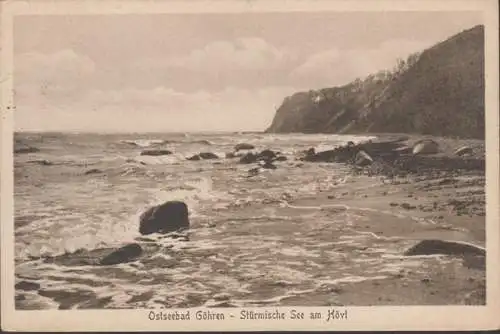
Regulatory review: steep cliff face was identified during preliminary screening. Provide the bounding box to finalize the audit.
[266,25,485,139]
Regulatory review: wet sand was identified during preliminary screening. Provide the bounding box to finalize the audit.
[287,133,486,305]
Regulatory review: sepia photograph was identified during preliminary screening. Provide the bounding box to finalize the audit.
[1,0,499,331]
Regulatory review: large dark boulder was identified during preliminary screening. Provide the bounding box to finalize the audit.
[15,280,41,291]
[140,149,172,156]
[404,239,485,257]
[99,243,143,265]
[139,201,190,235]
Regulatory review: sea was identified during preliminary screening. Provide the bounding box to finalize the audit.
[13,131,439,309]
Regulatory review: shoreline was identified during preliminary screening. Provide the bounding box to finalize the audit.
[13,132,487,307]
[292,133,486,305]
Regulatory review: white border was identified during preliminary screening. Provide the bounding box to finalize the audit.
[1,0,499,331]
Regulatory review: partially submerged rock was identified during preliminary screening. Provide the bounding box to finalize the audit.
[198,152,219,160]
[139,201,190,235]
[258,149,276,161]
[455,146,473,156]
[15,280,41,291]
[234,143,255,151]
[239,149,284,165]
[84,168,103,175]
[99,243,143,266]
[14,145,39,154]
[412,139,439,155]
[187,155,202,161]
[27,159,52,166]
[140,149,172,156]
[404,239,485,257]
[187,152,218,161]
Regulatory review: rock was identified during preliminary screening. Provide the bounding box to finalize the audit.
[412,139,439,155]
[187,155,201,161]
[258,149,276,161]
[198,152,219,160]
[139,201,190,235]
[400,203,416,210]
[354,150,373,166]
[99,243,143,265]
[84,168,103,175]
[15,280,41,291]
[140,149,172,156]
[27,159,52,166]
[261,161,277,170]
[234,143,255,151]
[274,156,287,162]
[404,239,486,257]
[14,145,39,154]
[225,152,237,159]
[455,146,473,156]
[239,152,258,164]
[213,292,231,301]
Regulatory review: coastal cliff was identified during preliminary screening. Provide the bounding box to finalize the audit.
[266,25,485,139]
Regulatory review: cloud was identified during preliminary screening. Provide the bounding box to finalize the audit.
[290,39,434,88]
[138,37,296,73]
[127,37,301,91]
[15,49,96,99]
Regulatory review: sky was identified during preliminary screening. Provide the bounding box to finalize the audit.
[14,11,483,132]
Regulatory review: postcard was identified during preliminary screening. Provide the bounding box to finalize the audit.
[1,0,499,331]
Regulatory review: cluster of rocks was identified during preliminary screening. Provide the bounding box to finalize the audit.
[223,144,288,175]
[299,137,483,178]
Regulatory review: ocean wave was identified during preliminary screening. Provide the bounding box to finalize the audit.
[120,139,169,148]
[119,138,214,148]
